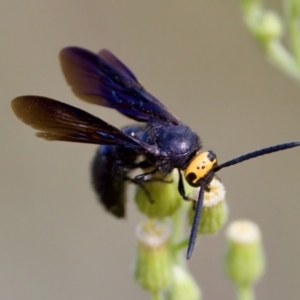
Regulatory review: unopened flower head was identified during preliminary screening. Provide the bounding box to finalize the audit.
[226,220,261,244]
[189,177,227,234]
[254,11,283,42]
[225,220,265,286]
[241,0,262,15]
[134,221,172,292]
[198,176,226,207]
[135,220,170,249]
[166,265,201,300]
[135,170,181,219]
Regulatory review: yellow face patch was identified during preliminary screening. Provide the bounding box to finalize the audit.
[184,151,217,186]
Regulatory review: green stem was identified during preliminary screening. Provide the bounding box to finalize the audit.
[263,40,300,80]
[170,203,187,265]
[287,0,300,70]
[236,284,255,300]
[173,238,189,254]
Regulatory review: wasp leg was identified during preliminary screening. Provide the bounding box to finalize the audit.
[135,168,173,184]
[134,169,157,182]
[147,177,173,184]
[177,169,195,201]
[124,176,154,203]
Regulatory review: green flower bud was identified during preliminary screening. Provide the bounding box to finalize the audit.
[253,11,283,42]
[188,177,227,234]
[225,220,265,286]
[166,266,201,300]
[134,221,172,292]
[135,171,181,219]
[240,0,262,16]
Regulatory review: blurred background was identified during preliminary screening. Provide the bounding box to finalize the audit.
[1,1,299,299]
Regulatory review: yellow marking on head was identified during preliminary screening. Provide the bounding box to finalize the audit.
[184,151,217,186]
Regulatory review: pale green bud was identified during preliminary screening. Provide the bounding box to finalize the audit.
[253,11,283,42]
[225,220,265,286]
[189,177,227,234]
[240,0,262,16]
[166,266,201,300]
[135,171,181,219]
[134,221,172,292]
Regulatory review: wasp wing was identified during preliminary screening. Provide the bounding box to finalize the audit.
[11,96,158,152]
[60,47,180,125]
[98,49,138,82]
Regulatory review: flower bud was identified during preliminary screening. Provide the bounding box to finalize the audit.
[225,220,265,286]
[135,171,181,219]
[134,221,172,292]
[166,265,201,300]
[188,177,227,234]
[253,11,283,42]
[240,0,262,15]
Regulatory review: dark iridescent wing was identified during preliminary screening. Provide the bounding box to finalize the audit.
[98,49,138,81]
[11,96,158,152]
[60,47,180,125]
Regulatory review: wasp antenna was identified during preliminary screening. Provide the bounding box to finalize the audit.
[187,185,205,259]
[214,141,300,173]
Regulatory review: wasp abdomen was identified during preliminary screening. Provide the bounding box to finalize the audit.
[91,145,129,218]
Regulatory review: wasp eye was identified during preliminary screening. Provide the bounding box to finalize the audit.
[185,172,197,186]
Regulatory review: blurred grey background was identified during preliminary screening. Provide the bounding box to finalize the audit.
[1,1,300,299]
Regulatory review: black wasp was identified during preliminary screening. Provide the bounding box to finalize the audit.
[11,47,300,259]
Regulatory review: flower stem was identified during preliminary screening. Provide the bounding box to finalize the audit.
[287,0,300,70]
[263,40,300,80]
[170,203,187,265]
[236,284,255,300]
[172,238,190,254]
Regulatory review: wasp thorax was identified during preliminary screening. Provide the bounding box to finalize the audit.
[184,150,217,187]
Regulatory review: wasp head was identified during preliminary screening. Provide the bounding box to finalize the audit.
[184,151,217,187]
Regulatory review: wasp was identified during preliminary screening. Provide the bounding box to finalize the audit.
[11,47,300,259]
